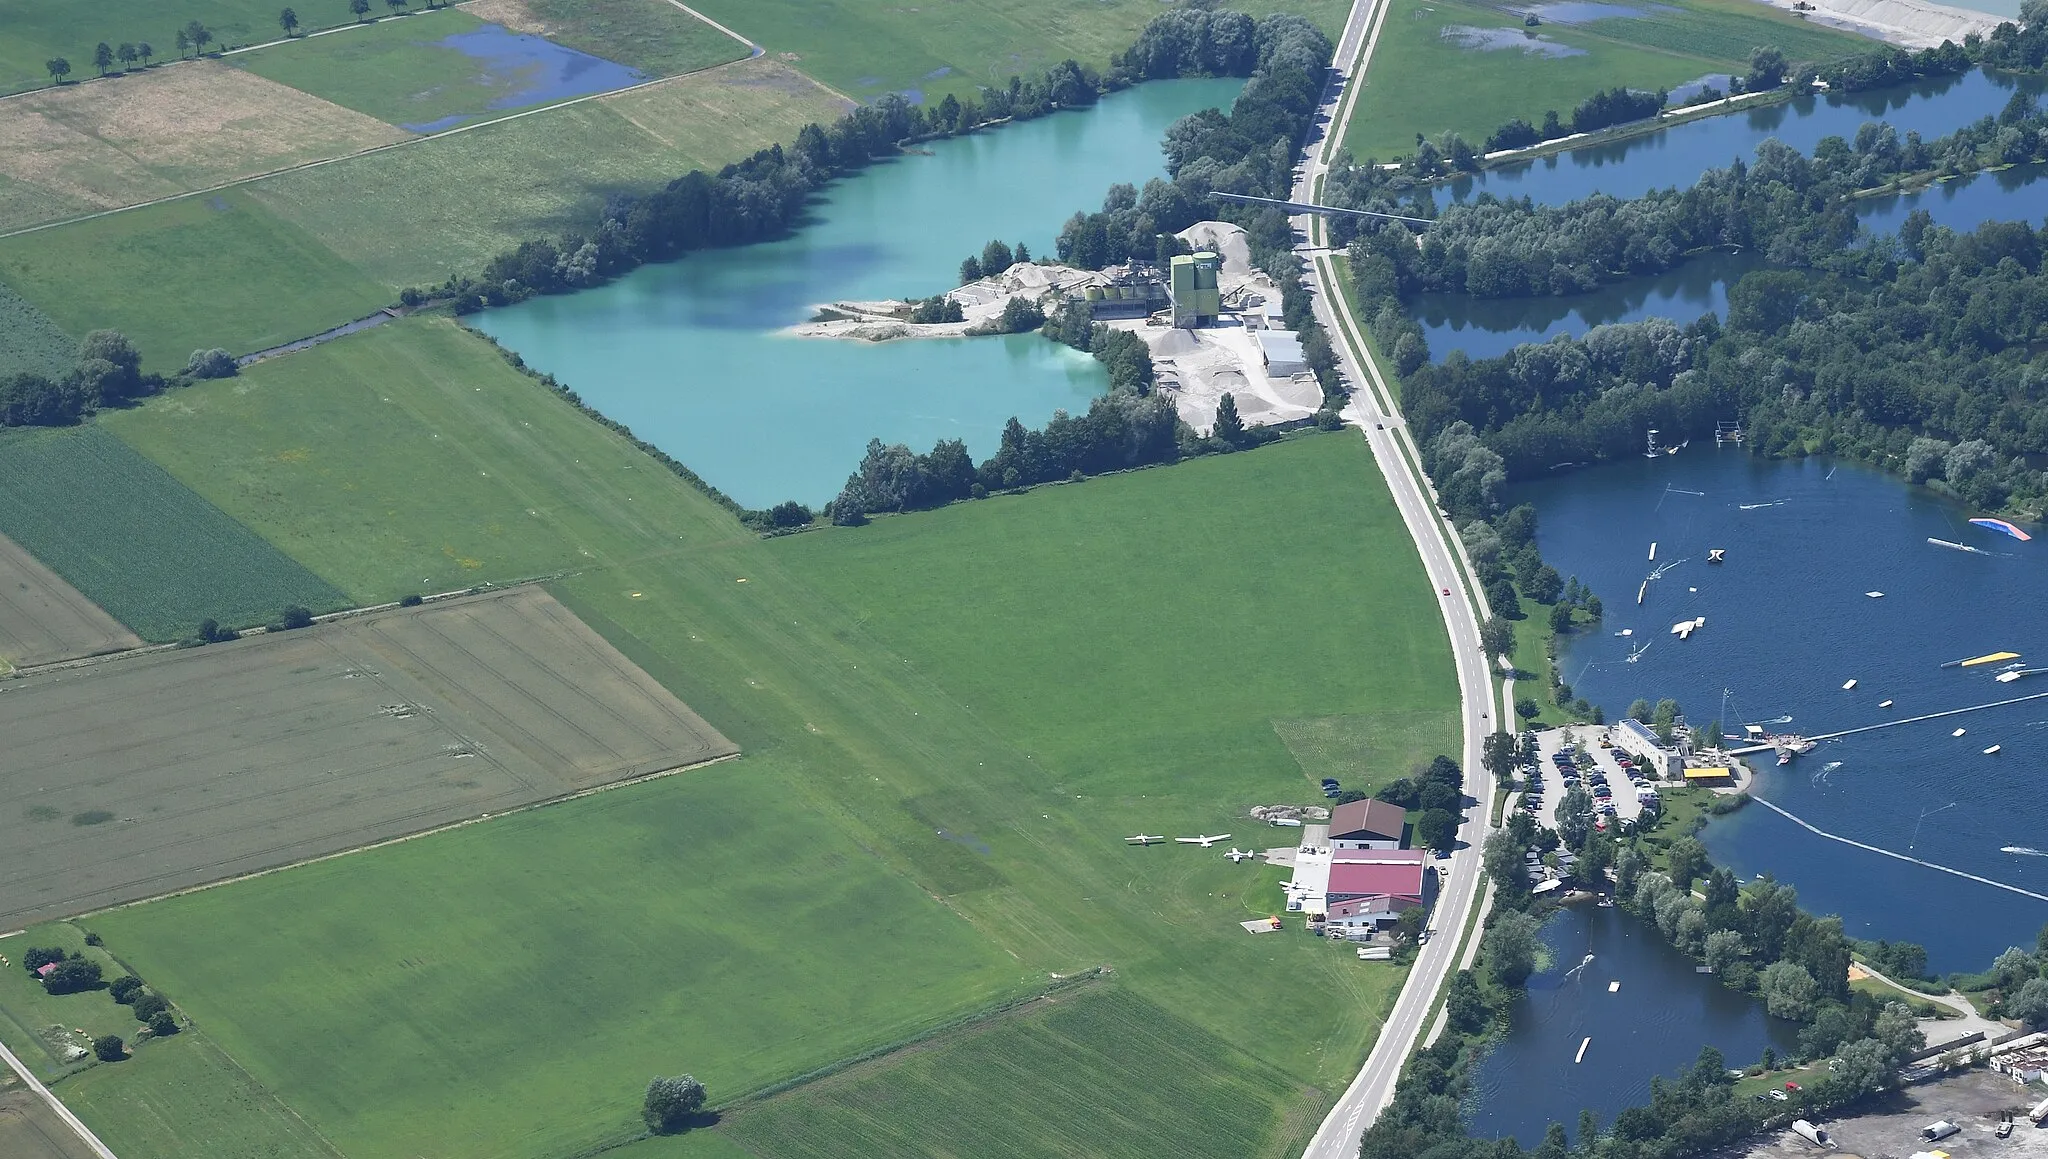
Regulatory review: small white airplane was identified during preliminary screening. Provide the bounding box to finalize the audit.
[1226,847,1254,863]
[1124,834,1167,846]
[1176,833,1232,847]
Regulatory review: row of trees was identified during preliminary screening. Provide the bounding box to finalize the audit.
[956,239,1031,285]
[433,13,1303,314]
[45,0,465,82]
[1372,755,1468,853]
[20,942,182,1039]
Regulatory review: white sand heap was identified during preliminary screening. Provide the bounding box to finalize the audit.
[1755,0,2001,48]
[1135,318,1321,435]
[1175,221,1255,282]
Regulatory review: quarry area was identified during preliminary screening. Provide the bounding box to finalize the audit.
[790,221,1324,435]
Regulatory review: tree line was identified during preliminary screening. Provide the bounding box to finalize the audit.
[1320,50,2048,513]
[0,331,235,429]
[428,28,1262,314]
[44,0,456,84]
[824,12,1339,525]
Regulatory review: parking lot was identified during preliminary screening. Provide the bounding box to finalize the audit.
[1516,725,1658,834]
[1741,1070,2048,1159]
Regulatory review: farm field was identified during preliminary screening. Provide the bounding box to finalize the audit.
[0,922,137,1074]
[89,319,1442,1157]
[0,1075,95,1159]
[0,61,404,233]
[0,0,366,96]
[1342,0,1870,161]
[0,188,388,367]
[88,761,1025,1159]
[245,55,849,288]
[50,1030,340,1159]
[102,318,748,602]
[229,8,629,132]
[717,986,1319,1159]
[0,533,141,669]
[0,585,735,930]
[458,0,748,77]
[0,425,346,641]
[680,0,1352,102]
[0,279,72,378]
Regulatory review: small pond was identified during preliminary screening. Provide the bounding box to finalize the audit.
[1465,905,1799,1144]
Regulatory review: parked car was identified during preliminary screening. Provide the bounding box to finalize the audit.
[1320,778,1340,789]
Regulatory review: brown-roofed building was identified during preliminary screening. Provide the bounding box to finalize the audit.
[1329,798,1405,850]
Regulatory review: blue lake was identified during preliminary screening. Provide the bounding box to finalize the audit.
[1443,67,2048,207]
[476,78,1244,508]
[1466,904,1799,1143]
[1515,452,2048,973]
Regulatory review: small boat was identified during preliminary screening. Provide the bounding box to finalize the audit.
[1637,580,1647,605]
[1984,745,2002,755]
[1878,699,1893,708]
[1953,728,1967,737]
[1866,591,1884,598]
[1842,679,1857,690]
[1649,542,1657,561]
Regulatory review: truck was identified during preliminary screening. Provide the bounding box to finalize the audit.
[1920,1121,1960,1143]
[2029,1094,2048,1126]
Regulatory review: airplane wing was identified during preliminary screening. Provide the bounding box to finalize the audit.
[1174,837,1202,844]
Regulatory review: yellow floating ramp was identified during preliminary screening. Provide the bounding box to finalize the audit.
[1961,652,2021,667]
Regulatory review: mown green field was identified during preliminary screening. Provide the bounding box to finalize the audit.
[487,0,747,77]
[0,425,347,640]
[0,278,73,378]
[80,317,1442,1157]
[102,318,740,601]
[717,987,1319,1159]
[0,189,388,368]
[229,9,510,130]
[246,56,847,289]
[91,764,1029,1159]
[686,0,1353,102]
[53,1030,343,1159]
[1343,0,1870,161]
[0,0,361,95]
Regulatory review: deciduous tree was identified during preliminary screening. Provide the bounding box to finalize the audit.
[280,7,300,34]
[643,1074,707,1133]
[92,1035,124,1062]
[1759,960,1818,1021]
[46,57,70,83]
[93,42,114,74]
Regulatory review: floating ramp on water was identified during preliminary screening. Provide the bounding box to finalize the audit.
[1929,537,1992,555]
[1842,679,1858,690]
[1866,591,1884,598]
[1984,745,2003,755]
[1954,651,2022,668]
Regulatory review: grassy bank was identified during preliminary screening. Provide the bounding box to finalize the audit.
[1343,0,1869,162]
[58,317,1452,1157]
[679,0,1353,103]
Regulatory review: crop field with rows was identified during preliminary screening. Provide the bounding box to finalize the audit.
[0,424,346,640]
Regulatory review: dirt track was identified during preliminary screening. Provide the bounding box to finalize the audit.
[0,586,734,928]
[0,533,141,670]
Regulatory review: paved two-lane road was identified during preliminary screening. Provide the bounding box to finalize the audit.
[1289,3,1508,1156]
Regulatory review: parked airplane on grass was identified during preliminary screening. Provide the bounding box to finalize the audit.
[1226,848,1254,863]
[1176,834,1232,847]
[1125,834,1167,846]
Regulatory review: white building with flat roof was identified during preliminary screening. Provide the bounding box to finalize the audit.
[1256,329,1306,376]
[1613,718,1679,777]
